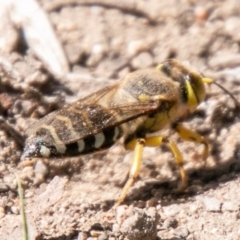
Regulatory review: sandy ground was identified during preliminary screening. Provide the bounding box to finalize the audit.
[1,0,240,239]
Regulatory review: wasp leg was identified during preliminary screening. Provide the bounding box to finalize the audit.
[115,138,145,207]
[144,136,187,192]
[115,136,186,206]
[172,123,209,164]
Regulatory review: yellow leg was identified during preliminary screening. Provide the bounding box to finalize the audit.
[116,135,187,206]
[115,138,145,206]
[144,136,188,191]
[165,139,188,190]
[115,124,209,205]
[173,123,209,163]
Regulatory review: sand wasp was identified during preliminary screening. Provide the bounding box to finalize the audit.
[22,59,239,206]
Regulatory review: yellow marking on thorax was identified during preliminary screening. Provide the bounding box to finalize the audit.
[143,112,170,131]
[143,105,177,132]
[41,125,66,154]
[138,94,150,102]
[138,93,171,102]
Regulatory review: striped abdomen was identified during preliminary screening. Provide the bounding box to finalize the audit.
[22,104,123,158]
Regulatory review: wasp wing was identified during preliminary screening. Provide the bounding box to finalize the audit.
[25,84,118,136]
[25,84,167,144]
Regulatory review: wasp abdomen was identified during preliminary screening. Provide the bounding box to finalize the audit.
[23,125,122,158]
[64,126,122,156]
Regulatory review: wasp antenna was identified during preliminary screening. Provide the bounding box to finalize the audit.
[213,81,240,109]
[202,77,240,109]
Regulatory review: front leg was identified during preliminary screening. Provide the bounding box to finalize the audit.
[172,123,209,165]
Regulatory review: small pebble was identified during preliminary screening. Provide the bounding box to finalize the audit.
[222,201,239,212]
[97,233,108,240]
[194,6,208,24]
[202,197,221,212]
[116,205,133,226]
[78,232,88,240]
[34,160,49,177]
[189,203,201,213]
[0,211,5,219]
[11,206,19,215]
[131,52,153,69]
[163,217,178,228]
[90,230,102,237]
[112,223,119,232]
[127,40,149,56]
[0,207,5,214]
[25,191,34,198]
[0,183,9,192]
[146,197,158,208]
[175,227,189,238]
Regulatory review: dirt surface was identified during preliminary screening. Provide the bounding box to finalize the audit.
[1,0,240,239]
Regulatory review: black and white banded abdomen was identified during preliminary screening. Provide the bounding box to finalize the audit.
[22,125,122,158]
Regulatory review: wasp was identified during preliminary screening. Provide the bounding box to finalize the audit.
[22,59,239,206]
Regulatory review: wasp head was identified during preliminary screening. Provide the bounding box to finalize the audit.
[159,59,207,113]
